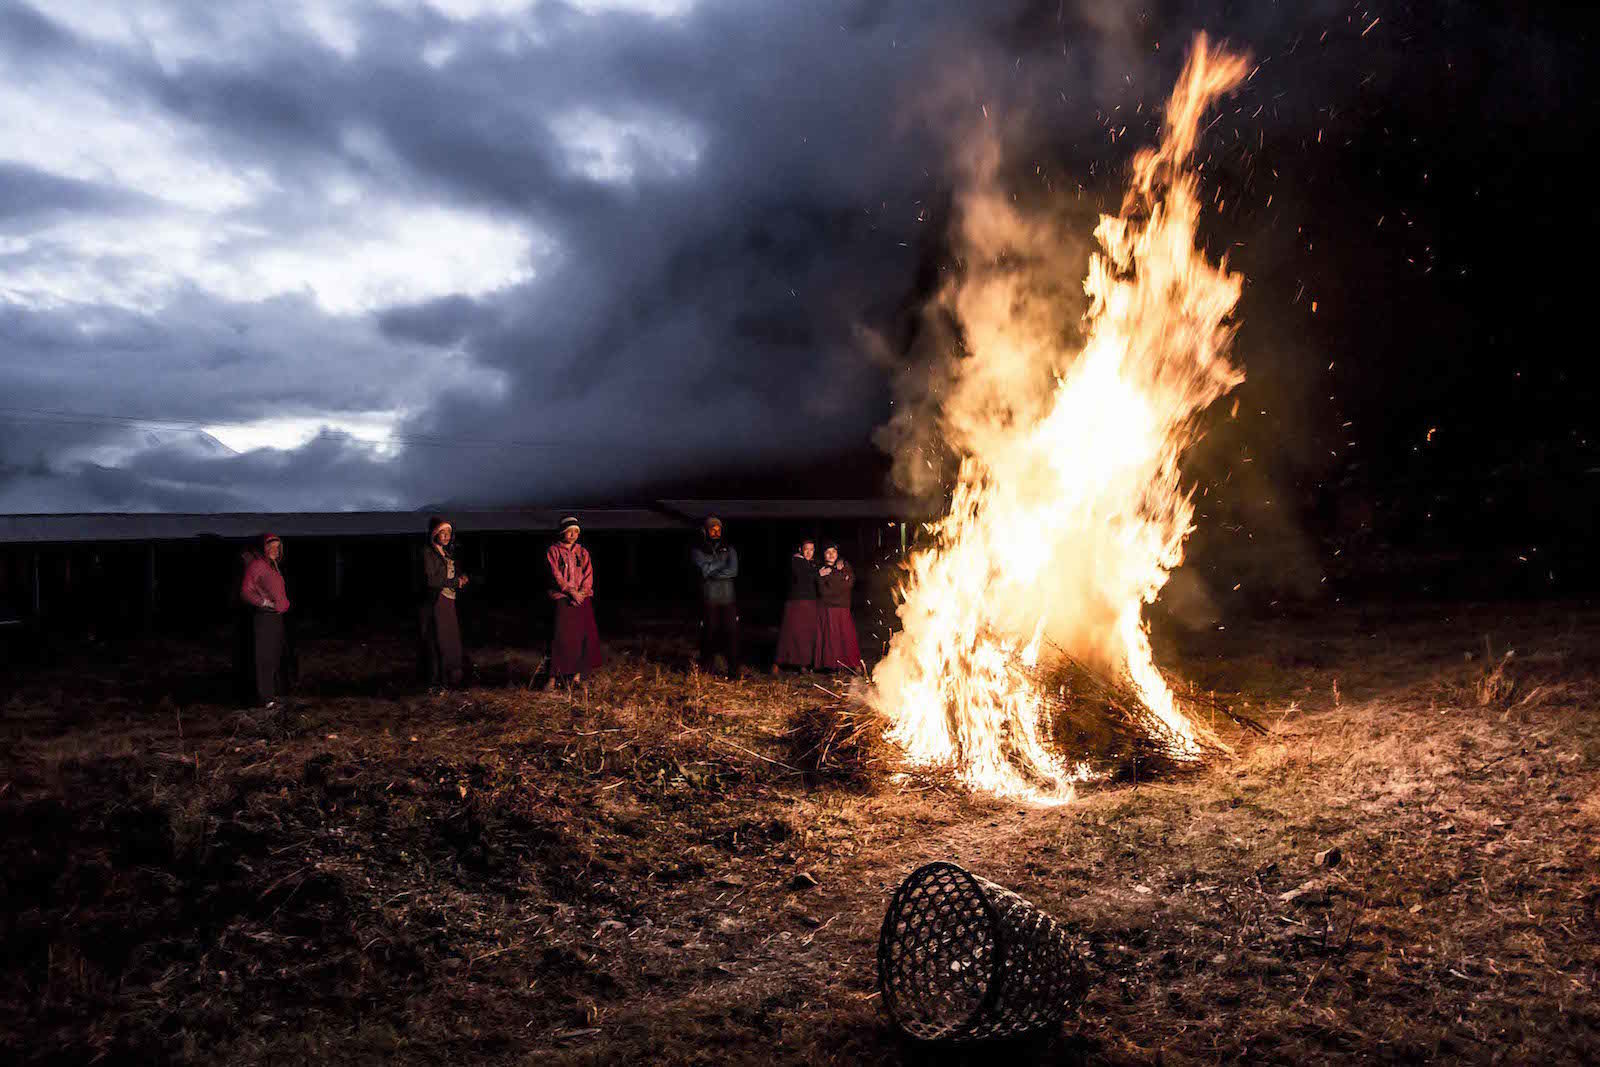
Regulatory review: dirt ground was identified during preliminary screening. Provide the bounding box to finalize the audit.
[3,602,1598,1065]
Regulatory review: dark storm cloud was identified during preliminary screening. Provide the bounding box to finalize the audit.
[378,296,485,348]
[2,0,1009,511]
[0,1,71,53]
[1,0,1584,514]
[0,164,142,220]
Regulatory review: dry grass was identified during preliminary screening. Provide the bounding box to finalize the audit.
[2,603,1598,1064]
[783,701,895,788]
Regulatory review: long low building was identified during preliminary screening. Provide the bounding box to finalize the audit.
[0,499,938,544]
[0,500,940,634]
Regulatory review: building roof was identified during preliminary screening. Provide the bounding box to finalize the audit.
[655,499,940,522]
[0,499,939,545]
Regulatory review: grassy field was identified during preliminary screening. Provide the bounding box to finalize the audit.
[3,603,1598,1064]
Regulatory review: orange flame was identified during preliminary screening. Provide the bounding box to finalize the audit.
[873,37,1250,802]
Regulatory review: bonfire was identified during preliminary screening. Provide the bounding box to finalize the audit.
[873,37,1252,801]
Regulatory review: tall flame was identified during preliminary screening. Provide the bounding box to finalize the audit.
[873,37,1250,802]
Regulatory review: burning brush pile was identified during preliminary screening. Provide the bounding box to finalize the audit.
[786,641,1249,794]
[1032,641,1247,782]
[871,38,1253,802]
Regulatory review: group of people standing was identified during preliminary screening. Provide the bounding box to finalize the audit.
[233,513,863,708]
[772,537,863,675]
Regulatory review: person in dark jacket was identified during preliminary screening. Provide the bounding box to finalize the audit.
[236,533,292,707]
[772,537,820,674]
[419,516,468,688]
[814,542,862,672]
[546,516,603,684]
[690,515,740,679]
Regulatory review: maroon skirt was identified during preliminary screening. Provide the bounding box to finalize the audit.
[815,605,862,671]
[551,598,603,677]
[774,599,820,667]
[420,596,463,687]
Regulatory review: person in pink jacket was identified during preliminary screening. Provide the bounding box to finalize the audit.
[237,533,292,706]
[545,516,603,684]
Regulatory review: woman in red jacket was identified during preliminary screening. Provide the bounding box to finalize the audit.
[237,533,292,707]
[814,543,863,673]
[546,516,603,684]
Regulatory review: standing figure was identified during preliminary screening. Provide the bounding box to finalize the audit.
[419,516,468,688]
[237,533,292,707]
[546,516,603,684]
[772,537,820,674]
[690,515,740,679]
[814,543,862,672]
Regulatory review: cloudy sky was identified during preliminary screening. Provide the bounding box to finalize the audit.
[0,1,1587,515]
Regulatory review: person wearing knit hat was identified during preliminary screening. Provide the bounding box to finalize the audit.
[236,532,293,707]
[690,515,740,679]
[814,542,863,673]
[419,515,469,688]
[545,515,603,684]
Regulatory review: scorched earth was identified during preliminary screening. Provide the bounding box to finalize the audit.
[2,603,1598,1064]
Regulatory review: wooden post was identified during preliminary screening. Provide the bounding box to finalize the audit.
[144,543,158,630]
[62,551,76,633]
[30,548,41,620]
[625,533,640,590]
[332,544,346,602]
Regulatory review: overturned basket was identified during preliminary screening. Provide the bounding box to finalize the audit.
[876,861,1088,1042]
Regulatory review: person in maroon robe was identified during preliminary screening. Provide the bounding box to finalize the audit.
[419,516,468,688]
[236,533,291,706]
[546,516,603,684]
[814,542,863,672]
[772,537,820,674]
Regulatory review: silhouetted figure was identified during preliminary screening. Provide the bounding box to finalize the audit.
[690,515,740,679]
[419,516,468,688]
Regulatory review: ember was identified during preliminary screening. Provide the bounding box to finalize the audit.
[873,36,1251,801]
